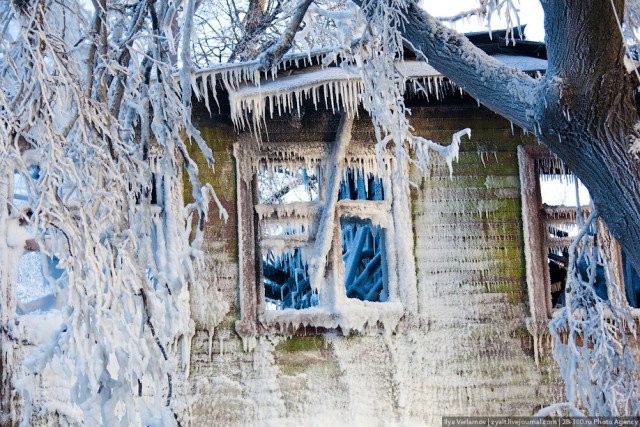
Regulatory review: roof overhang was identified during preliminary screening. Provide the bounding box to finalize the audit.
[191,30,547,131]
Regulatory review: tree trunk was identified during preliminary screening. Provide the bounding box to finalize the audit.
[230,0,267,61]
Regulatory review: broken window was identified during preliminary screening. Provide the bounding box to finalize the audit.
[254,161,321,313]
[262,247,317,310]
[341,218,387,302]
[234,116,411,340]
[539,167,593,309]
[518,146,638,327]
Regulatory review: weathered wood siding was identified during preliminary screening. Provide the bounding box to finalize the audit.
[184,97,563,426]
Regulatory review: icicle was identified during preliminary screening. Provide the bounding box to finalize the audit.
[241,335,256,352]
[208,329,214,361]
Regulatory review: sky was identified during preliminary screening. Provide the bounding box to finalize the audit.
[420,0,545,42]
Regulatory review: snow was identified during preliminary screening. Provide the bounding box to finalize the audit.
[540,174,591,207]
[229,67,362,131]
[6,217,32,250]
[14,311,64,346]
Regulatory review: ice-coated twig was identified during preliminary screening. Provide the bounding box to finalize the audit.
[541,208,640,416]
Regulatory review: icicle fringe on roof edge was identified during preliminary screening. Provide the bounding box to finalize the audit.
[191,52,546,136]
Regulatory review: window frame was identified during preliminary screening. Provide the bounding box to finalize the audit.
[234,130,412,340]
[518,145,627,330]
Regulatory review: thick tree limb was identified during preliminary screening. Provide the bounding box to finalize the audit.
[397,2,539,131]
[256,0,313,72]
[533,0,640,274]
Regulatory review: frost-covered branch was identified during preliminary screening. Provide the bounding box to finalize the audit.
[542,209,640,416]
[337,0,538,133]
[436,0,519,32]
[395,1,539,131]
[436,4,487,23]
[257,0,314,72]
[0,0,227,424]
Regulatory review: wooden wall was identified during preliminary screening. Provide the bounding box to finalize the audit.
[183,94,564,426]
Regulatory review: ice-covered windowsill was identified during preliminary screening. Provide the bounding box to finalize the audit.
[259,300,404,336]
[336,200,391,227]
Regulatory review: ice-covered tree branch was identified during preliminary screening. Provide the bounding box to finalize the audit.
[390,1,539,131]
[436,4,487,23]
[0,0,228,424]
[256,0,313,72]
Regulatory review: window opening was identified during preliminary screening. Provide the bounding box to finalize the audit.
[234,114,412,341]
[256,163,320,311]
[522,150,627,314]
[257,165,319,204]
[341,218,387,302]
[338,168,384,201]
[537,162,604,309]
[262,247,317,311]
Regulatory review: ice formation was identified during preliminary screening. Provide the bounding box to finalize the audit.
[194,54,546,138]
[539,209,640,415]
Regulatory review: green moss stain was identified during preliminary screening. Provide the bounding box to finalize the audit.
[276,336,327,352]
[183,124,238,255]
[275,337,335,376]
[184,126,236,206]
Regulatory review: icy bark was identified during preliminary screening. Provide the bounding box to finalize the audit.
[534,0,640,280]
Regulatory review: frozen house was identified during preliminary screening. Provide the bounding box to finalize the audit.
[173,29,640,424]
[6,29,640,425]
[180,29,620,424]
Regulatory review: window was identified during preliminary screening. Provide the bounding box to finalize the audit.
[518,146,638,329]
[234,115,414,342]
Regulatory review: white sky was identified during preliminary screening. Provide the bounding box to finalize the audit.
[420,0,545,42]
[540,176,591,207]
